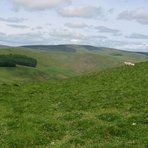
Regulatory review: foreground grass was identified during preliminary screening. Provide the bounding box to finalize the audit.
[0,61,148,147]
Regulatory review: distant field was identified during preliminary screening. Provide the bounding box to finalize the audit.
[0,45,147,83]
[0,61,148,147]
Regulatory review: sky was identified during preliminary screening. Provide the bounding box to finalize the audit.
[0,0,148,51]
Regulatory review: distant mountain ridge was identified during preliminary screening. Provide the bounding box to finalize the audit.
[21,45,77,52]
[0,45,11,48]
[21,44,111,52]
[1,44,147,55]
[21,44,123,52]
[21,44,148,55]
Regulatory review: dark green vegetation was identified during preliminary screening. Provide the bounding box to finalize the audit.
[0,45,147,83]
[0,61,148,147]
[0,54,37,67]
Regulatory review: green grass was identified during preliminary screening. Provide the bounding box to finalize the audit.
[0,61,148,147]
[0,46,147,83]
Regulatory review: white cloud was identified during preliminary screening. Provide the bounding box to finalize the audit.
[70,39,82,44]
[11,0,71,10]
[117,8,148,25]
[49,28,86,39]
[58,6,104,18]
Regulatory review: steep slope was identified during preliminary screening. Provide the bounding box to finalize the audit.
[0,61,148,147]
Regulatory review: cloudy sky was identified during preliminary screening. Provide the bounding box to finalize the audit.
[0,0,148,51]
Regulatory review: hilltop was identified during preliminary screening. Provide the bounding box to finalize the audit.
[0,44,147,83]
[0,61,148,147]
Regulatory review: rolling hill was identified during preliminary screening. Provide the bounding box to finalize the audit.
[136,52,148,56]
[0,45,147,83]
[0,61,147,147]
[21,44,148,63]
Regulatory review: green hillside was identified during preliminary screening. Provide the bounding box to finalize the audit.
[0,61,148,147]
[22,44,148,62]
[0,45,147,83]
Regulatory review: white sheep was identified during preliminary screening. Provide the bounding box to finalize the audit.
[124,61,135,66]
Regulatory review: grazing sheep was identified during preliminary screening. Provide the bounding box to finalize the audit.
[124,61,135,66]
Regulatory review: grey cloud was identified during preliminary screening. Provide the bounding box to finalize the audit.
[91,35,107,39]
[36,26,43,29]
[32,26,43,30]
[95,26,121,35]
[108,8,114,14]
[117,8,148,25]
[65,22,89,28]
[58,6,105,18]
[126,33,148,39]
[0,17,26,23]
[7,24,30,29]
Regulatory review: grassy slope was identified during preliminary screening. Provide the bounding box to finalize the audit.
[0,47,121,83]
[0,61,148,147]
[0,46,147,83]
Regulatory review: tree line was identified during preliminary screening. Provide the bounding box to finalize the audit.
[0,54,37,67]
